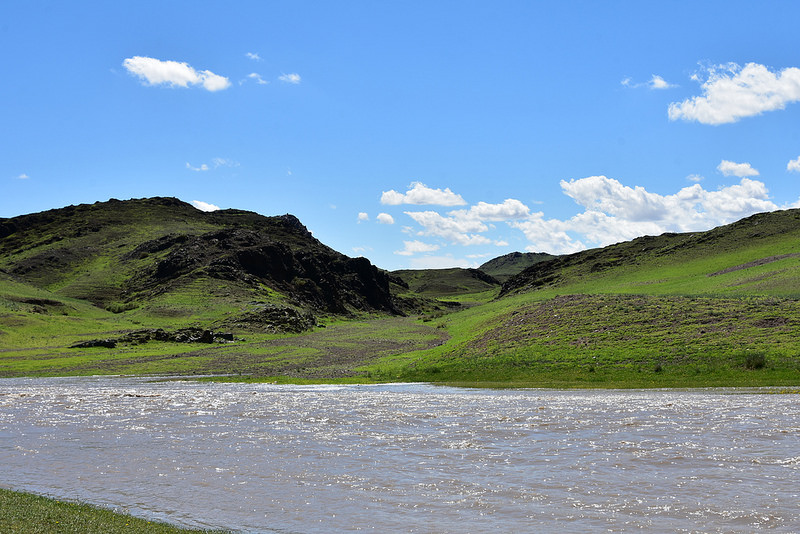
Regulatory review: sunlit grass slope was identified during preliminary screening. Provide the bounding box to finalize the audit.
[365,209,800,387]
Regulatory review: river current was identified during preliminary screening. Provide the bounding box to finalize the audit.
[0,377,798,533]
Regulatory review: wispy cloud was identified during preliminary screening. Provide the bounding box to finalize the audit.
[621,74,676,90]
[186,162,209,172]
[191,200,220,212]
[123,56,231,92]
[16,173,30,180]
[381,182,466,206]
[669,62,800,124]
[246,73,269,85]
[186,158,238,172]
[211,157,239,168]
[278,73,301,84]
[717,160,759,177]
[245,52,261,61]
[788,156,800,173]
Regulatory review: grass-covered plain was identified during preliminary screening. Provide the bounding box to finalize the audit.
[0,488,226,533]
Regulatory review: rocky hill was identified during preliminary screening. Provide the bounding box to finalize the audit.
[0,197,399,331]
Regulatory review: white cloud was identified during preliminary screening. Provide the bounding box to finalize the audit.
[394,240,441,256]
[381,182,466,206]
[123,56,231,92]
[246,52,261,61]
[510,175,778,254]
[17,173,29,180]
[668,62,800,124]
[788,156,800,173]
[279,73,301,84]
[621,74,676,90]
[357,212,369,222]
[649,75,675,90]
[246,73,269,85]
[717,160,759,177]
[377,213,395,224]
[451,198,530,221]
[191,200,220,212]
[687,174,704,182]
[404,210,491,245]
[186,162,209,172]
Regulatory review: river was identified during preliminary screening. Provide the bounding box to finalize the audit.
[0,377,798,533]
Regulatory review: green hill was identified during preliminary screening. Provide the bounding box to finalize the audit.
[391,268,500,298]
[478,251,554,282]
[374,209,800,387]
[0,197,398,319]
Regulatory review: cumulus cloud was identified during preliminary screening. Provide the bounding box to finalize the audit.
[191,200,220,212]
[451,199,530,221]
[246,52,261,61]
[123,56,231,92]
[717,160,759,177]
[404,210,491,245]
[687,174,704,182]
[394,240,441,256]
[508,175,778,254]
[788,156,800,173]
[279,73,301,84]
[357,212,369,222]
[381,182,467,206]
[376,213,395,224]
[668,62,800,124]
[400,198,532,247]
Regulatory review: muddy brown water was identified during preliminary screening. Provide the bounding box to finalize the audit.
[1,377,798,533]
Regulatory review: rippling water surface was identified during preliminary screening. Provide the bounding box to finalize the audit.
[0,377,798,533]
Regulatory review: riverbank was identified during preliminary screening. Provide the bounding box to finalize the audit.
[0,488,226,533]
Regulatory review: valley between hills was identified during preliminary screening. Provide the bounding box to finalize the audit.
[1,196,800,388]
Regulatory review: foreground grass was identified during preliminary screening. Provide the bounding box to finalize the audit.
[0,488,225,533]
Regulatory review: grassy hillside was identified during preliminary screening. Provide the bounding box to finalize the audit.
[478,251,553,282]
[362,209,800,387]
[0,197,399,323]
[3,200,800,387]
[391,267,499,297]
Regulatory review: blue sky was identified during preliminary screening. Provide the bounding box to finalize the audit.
[3,1,800,270]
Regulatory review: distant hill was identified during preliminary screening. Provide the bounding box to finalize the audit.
[501,208,800,298]
[0,197,399,331]
[391,268,500,298]
[478,252,554,282]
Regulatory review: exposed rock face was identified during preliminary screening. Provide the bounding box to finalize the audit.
[128,226,399,315]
